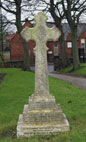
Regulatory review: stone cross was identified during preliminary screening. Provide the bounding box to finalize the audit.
[21,12,61,96]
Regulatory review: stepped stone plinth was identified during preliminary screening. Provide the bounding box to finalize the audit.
[17,12,70,137]
[17,94,69,137]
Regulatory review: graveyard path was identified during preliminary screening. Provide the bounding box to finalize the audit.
[49,73,86,90]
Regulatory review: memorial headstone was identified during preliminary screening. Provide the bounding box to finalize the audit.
[17,12,70,137]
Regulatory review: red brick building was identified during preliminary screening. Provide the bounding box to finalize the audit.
[65,24,86,59]
[4,22,86,63]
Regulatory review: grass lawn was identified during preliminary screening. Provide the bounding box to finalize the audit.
[0,68,86,142]
[60,63,86,77]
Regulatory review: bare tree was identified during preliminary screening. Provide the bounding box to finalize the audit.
[0,2,4,66]
[0,2,10,66]
[56,0,86,70]
[0,4,3,54]
[0,0,39,70]
[49,0,68,66]
[41,0,86,70]
[0,14,10,52]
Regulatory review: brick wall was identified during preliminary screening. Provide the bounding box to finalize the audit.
[10,33,36,64]
[78,28,86,56]
[9,22,86,63]
[66,30,86,57]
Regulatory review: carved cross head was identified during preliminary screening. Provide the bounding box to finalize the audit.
[21,12,61,44]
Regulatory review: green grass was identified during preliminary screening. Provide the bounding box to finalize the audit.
[0,68,86,142]
[60,63,86,76]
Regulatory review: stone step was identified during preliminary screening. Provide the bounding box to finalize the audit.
[22,104,65,125]
[28,94,58,110]
[28,102,57,110]
[23,104,62,112]
[29,94,55,103]
[23,113,64,124]
[17,114,70,137]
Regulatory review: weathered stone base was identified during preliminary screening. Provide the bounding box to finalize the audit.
[17,94,70,137]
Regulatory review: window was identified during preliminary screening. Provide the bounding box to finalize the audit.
[33,48,35,56]
[67,42,72,48]
[54,44,58,56]
[4,46,11,52]
[29,50,30,56]
[81,39,85,48]
[48,51,52,54]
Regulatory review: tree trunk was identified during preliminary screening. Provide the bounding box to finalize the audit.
[49,0,68,66]
[54,25,68,66]
[0,10,4,56]
[0,53,4,67]
[22,38,30,70]
[15,1,30,71]
[53,25,68,66]
[59,31,68,65]
[71,28,80,70]
[16,25,30,71]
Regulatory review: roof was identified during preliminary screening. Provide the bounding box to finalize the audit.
[63,23,86,40]
[46,22,86,40]
[7,20,86,42]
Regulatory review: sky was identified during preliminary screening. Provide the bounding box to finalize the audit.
[1,0,53,33]
[1,0,86,33]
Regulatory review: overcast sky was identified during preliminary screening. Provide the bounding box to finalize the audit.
[1,0,53,33]
[1,0,86,33]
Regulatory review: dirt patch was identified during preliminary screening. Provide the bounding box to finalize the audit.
[0,73,6,83]
[0,127,16,139]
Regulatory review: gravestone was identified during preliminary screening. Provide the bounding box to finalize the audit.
[17,12,70,137]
